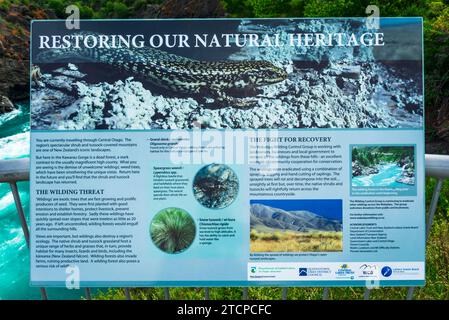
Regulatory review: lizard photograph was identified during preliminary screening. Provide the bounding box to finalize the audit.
[30,19,423,130]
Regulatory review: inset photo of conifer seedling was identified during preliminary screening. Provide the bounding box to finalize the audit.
[193,164,239,209]
[150,208,196,254]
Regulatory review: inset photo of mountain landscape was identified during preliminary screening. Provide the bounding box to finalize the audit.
[250,200,343,253]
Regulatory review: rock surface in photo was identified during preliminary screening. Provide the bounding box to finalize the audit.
[396,158,415,185]
[0,96,15,114]
[352,161,379,177]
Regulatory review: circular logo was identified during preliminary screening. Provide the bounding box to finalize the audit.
[381,266,392,277]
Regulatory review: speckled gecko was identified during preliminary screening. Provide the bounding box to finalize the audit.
[35,32,287,108]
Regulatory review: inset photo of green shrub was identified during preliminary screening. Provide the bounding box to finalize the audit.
[150,208,196,254]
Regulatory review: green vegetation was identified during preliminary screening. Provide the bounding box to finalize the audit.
[0,0,28,11]
[28,0,164,19]
[352,146,414,168]
[150,208,196,254]
[250,229,343,252]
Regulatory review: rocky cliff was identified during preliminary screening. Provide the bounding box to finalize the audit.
[0,0,225,107]
[0,4,56,103]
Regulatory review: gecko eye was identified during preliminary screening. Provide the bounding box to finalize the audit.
[264,67,288,83]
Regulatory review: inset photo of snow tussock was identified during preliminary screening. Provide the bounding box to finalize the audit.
[150,207,196,254]
[351,145,415,187]
[250,200,342,252]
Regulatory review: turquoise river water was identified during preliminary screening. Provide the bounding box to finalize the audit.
[0,102,95,299]
[352,163,406,187]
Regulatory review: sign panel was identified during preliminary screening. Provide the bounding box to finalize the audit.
[30,18,425,287]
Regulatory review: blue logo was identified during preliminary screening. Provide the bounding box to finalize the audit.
[381,266,392,277]
[299,268,308,276]
[250,267,257,273]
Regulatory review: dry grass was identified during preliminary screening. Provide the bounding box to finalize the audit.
[250,229,342,252]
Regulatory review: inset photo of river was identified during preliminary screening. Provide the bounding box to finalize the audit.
[351,145,415,188]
